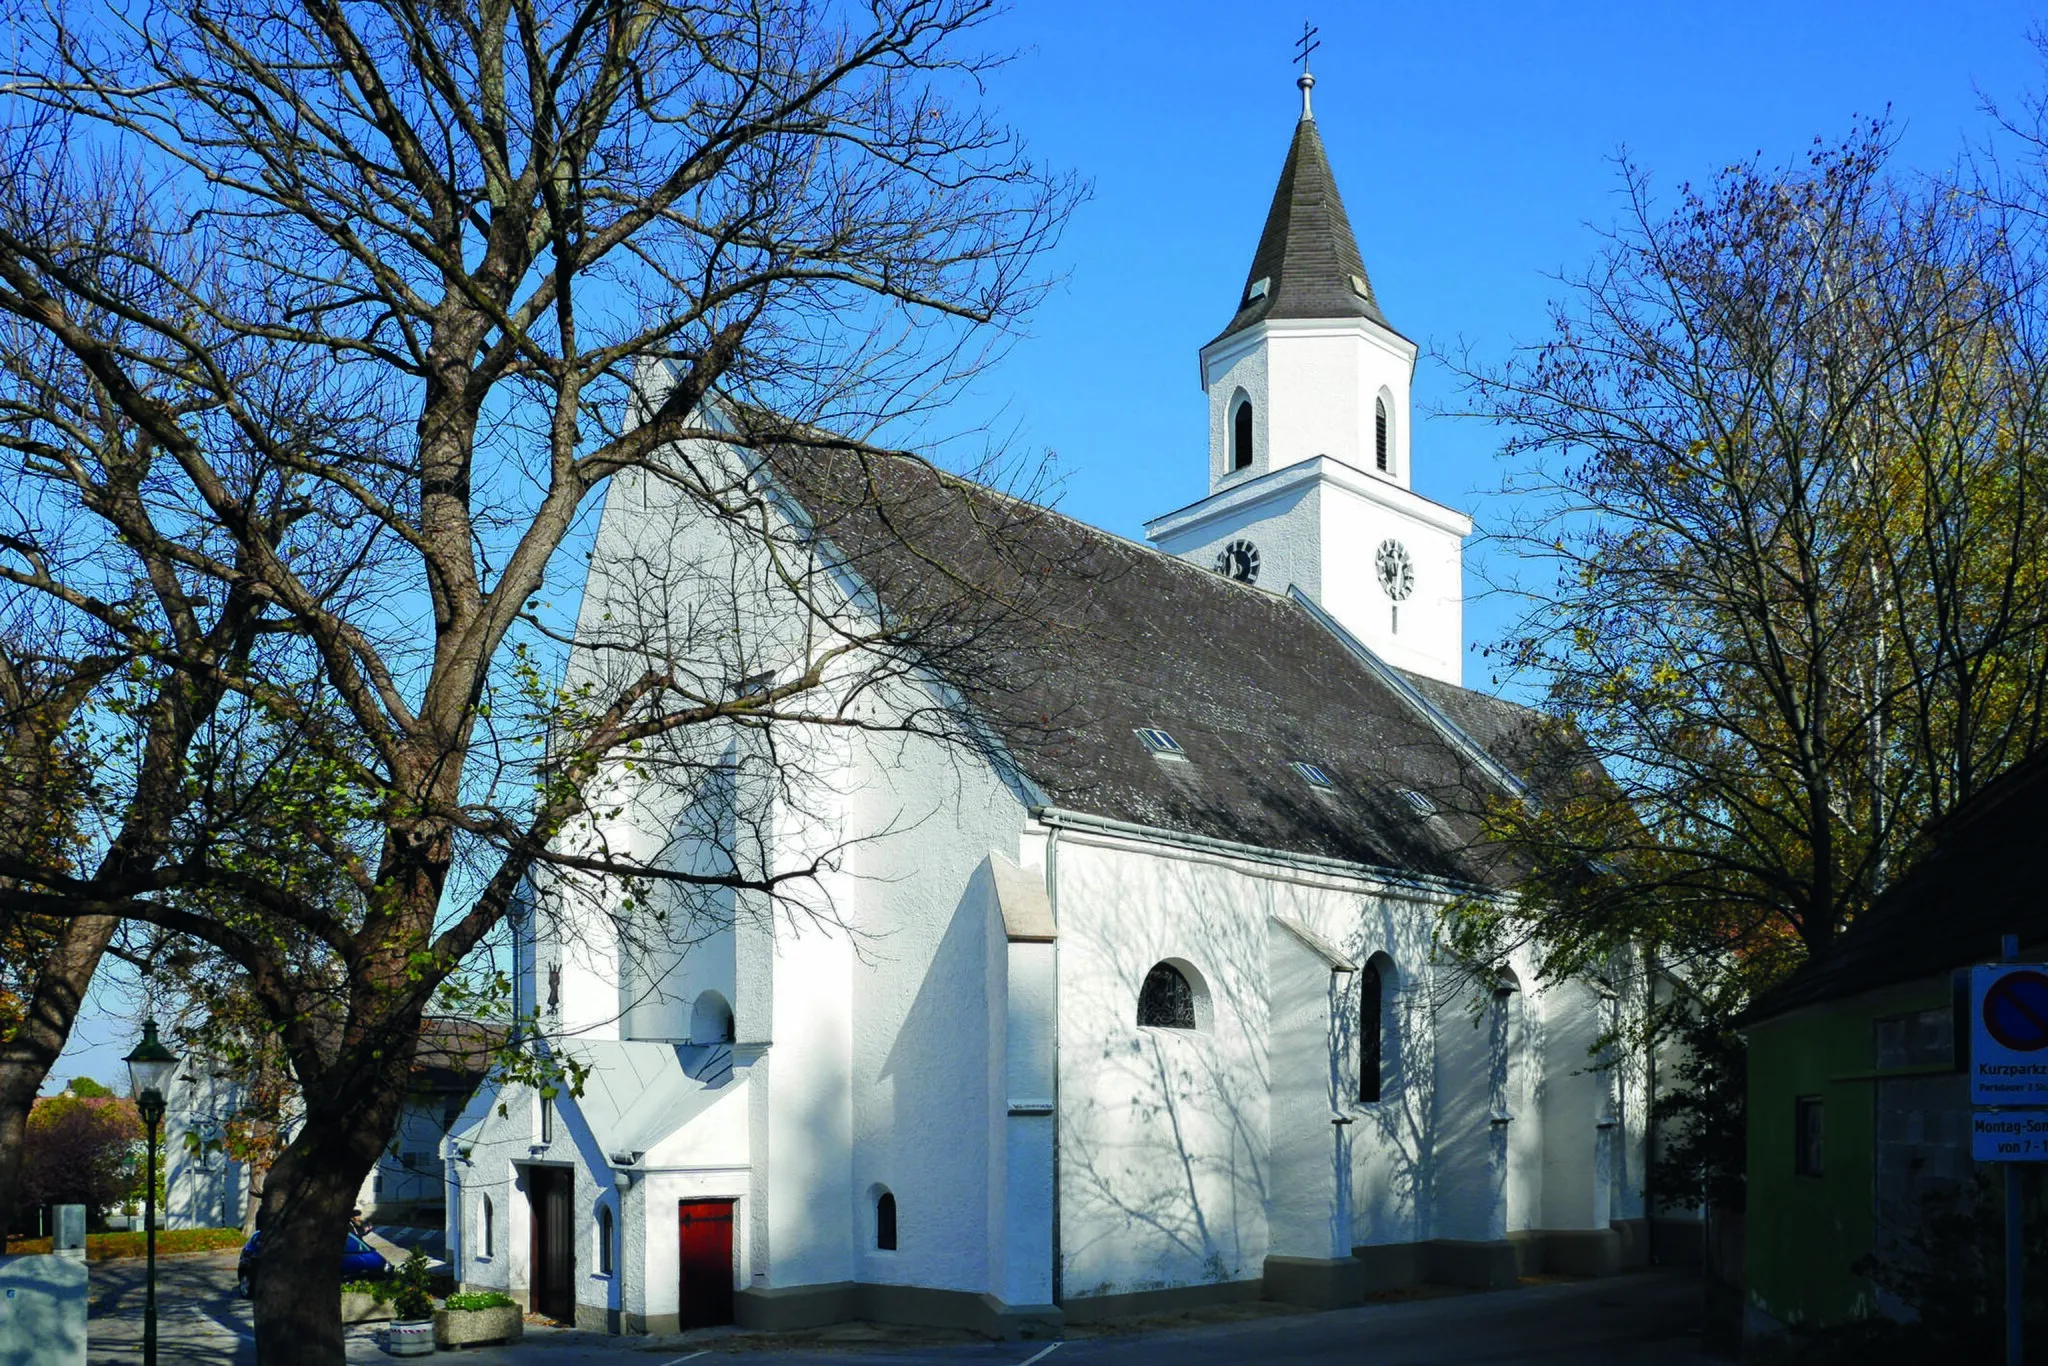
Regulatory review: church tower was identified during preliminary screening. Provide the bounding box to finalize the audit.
[1144,70,1470,686]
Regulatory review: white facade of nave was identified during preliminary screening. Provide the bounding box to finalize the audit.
[443,74,1658,1338]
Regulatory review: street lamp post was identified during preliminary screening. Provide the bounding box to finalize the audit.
[125,1019,178,1366]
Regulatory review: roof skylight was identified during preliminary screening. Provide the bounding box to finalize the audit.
[1135,728,1187,761]
[1398,788,1438,816]
[1290,761,1335,790]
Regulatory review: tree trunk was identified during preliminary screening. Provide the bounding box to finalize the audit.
[249,1114,384,1365]
[250,1011,421,1366]
[0,913,117,1230]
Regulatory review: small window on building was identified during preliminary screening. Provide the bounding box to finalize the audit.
[875,1190,897,1250]
[1795,1096,1825,1176]
[597,1204,614,1275]
[1399,788,1437,817]
[1231,397,1254,471]
[479,1194,494,1258]
[1291,761,1335,790]
[1134,727,1186,760]
[1138,962,1198,1029]
[540,1093,556,1145]
[1375,396,1390,472]
[547,963,560,1015]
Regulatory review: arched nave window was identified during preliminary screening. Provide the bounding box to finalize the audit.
[1360,953,1398,1102]
[596,1203,615,1275]
[1231,395,1255,472]
[1374,395,1391,472]
[1490,969,1523,1120]
[1138,960,1204,1030]
[875,1190,898,1250]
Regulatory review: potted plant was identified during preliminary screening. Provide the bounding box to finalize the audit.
[387,1249,437,1356]
[434,1291,523,1349]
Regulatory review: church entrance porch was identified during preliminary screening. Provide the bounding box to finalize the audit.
[679,1199,736,1328]
[527,1165,576,1324]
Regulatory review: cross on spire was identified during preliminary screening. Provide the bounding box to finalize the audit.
[1294,21,1320,75]
[1294,21,1320,119]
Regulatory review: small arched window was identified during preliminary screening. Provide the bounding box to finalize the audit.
[479,1194,494,1259]
[1138,962,1197,1029]
[1231,397,1254,472]
[875,1190,897,1251]
[1374,396,1390,473]
[597,1204,614,1275]
[691,990,736,1044]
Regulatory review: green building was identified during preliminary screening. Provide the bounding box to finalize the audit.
[1743,749,2047,1340]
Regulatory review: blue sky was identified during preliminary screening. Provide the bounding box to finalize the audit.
[44,1,2048,1092]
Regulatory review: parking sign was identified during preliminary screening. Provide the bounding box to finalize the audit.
[1970,965,2048,1106]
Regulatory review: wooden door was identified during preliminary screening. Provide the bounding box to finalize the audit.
[677,1200,735,1328]
[528,1166,575,1323]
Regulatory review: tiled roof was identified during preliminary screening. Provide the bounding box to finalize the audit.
[765,444,1543,890]
[1746,746,2048,1024]
[1211,114,1393,345]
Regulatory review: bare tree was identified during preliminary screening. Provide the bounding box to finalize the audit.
[0,1,1072,1360]
[1450,124,2048,984]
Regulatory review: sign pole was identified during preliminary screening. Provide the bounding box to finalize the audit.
[2006,932,2024,1366]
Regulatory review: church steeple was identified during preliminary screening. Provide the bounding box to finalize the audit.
[1148,66,1470,687]
[1212,78,1391,346]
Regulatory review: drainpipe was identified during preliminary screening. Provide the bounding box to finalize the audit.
[1644,945,1658,1267]
[1048,827,1064,1310]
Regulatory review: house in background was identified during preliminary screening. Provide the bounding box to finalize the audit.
[442,71,1669,1339]
[164,1018,491,1232]
[1742,746,2048,1339]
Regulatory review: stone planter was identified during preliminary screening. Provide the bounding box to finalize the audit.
[387,1318,436,1356]
[433,1304,523,1348]
[341,1290,394,1324]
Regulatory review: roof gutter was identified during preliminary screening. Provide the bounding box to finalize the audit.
[1028,805,1500,903]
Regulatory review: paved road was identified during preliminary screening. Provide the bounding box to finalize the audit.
[87,1252,253,1365]
[85,1255,1717,1365]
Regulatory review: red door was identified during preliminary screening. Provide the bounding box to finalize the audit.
[677,1200,735,1328]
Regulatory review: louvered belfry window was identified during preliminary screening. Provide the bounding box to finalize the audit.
[1232,399,1254,471]
[1375,397,1389,472]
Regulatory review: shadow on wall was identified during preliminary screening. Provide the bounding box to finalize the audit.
[1330,935,1436,1250]
[1058,854,1272,1297]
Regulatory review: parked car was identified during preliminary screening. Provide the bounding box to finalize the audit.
[236,1229,390,1297]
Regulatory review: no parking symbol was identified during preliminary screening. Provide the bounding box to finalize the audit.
[1971,965,2048,1106]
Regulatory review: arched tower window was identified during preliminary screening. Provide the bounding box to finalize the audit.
[1231,396,1254,472]
[1138,961,1197,1029]
[875,1190,898,1250]
[1375,396,1390,473]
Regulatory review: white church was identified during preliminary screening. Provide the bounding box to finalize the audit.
[442,71,1659,1337]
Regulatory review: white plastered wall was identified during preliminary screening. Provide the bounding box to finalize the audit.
[1200,318,1416,492]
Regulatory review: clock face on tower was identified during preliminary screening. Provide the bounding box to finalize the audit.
[1376,539,1414,601]
[1215,539,1261,584]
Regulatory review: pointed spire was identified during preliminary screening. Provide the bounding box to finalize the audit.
[1211,76,1392,345]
